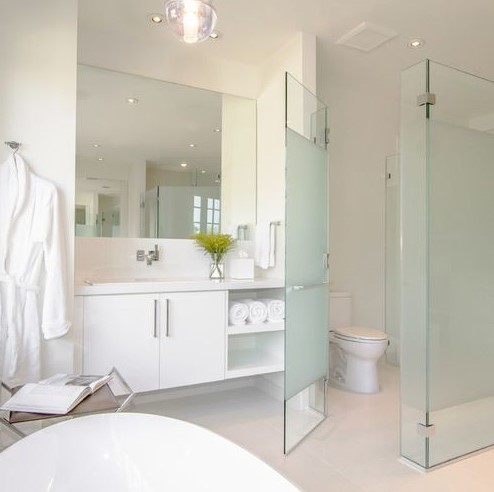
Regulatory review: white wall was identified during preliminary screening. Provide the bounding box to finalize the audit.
[0,0,78,376]
[221,95,257,236]
[318,58,399,330]
[257,32,317,280]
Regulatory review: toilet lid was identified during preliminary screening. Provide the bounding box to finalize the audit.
[333,326,388,341]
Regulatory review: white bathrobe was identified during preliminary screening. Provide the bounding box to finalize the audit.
[0,155,71,386]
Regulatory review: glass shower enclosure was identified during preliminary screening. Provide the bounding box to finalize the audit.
[284,74,329,453]
[401,59,494,468]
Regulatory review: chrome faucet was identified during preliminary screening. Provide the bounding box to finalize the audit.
[137,244,160,266]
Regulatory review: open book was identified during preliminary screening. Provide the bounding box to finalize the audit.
[1,373,113,415]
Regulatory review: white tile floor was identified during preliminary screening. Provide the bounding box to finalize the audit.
[4,363,494,491]
[128,363,494,492]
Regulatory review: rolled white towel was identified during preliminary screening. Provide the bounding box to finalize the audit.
[259,298,285,322]
[239,299,268,324]
[228,302,249,325]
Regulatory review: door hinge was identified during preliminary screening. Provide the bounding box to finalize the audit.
[417,423,436,437]
[417,92,436,106]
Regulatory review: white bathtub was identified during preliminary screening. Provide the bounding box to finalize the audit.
[0,413,299,491]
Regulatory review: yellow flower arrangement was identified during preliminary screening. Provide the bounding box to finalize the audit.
[191,233,236,264]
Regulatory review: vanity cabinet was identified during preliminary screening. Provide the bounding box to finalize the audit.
[83,291,226,392]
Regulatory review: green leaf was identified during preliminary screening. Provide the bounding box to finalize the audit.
[190,233,236,263]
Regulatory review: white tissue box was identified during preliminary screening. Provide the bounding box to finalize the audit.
[229,258,255,279]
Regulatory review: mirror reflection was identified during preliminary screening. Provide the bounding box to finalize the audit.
[76,65,256,239]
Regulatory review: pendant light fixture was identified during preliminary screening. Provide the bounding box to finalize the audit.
[164,0,217,44]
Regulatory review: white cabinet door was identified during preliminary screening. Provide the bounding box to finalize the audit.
[159,291,226,389]
[83,294,160,392]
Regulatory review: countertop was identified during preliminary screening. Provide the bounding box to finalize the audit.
[75,277,285,296]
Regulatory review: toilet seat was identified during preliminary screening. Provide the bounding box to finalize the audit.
[332,326,388,343]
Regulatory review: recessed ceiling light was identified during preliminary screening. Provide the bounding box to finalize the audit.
[98,157,104,162]
[210,30,221,40]
[181,162,188,168]
[408,38,425,48]
[214,128,221,133]
[188,143,196,148]
[149,13,164,24]
[201,169,206,174]
[93,143,100,148]
[126,97,139,104]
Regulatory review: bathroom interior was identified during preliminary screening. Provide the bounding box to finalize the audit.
[3,0,494,491]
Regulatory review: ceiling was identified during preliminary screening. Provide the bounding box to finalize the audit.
[77,0,494,171]
[79,0,494,94]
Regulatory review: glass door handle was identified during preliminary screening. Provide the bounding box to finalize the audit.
[323,253,330,270]
[288,282,329,292]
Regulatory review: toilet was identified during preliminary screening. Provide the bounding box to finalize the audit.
[329,292,388,394]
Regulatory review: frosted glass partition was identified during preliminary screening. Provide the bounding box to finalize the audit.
[400,60,429,468]
[284,74,329,453]
[428,62,494,466]
[401,59,494,468]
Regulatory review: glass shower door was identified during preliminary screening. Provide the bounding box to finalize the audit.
[284,74,329,453]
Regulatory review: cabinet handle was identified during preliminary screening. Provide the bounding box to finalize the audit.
[164,298,170,337]
[153,299,158,338]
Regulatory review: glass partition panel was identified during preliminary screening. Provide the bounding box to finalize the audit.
[401,59,494,468]
[284,74,329,453]
[427,61,494,466]
[400,60,429,468]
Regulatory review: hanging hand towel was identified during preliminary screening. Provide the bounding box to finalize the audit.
[255,222,276,269]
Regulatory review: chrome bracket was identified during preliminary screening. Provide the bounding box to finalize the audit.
[417,423,436,437]
[417,92,436,106]
[323,252,330,270]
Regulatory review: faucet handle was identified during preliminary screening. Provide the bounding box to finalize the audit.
[150,244,159,261]
[137,245,160,265]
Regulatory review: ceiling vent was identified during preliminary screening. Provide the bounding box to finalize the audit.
[336,22,398,52]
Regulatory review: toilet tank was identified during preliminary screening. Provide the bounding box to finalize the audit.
[329,292,352,329]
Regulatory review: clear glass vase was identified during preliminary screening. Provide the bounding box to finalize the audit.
[209,260,224,280]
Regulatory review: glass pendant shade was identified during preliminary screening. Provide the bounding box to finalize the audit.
[165,0,217,44]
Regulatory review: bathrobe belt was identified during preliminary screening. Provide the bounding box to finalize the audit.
[0,273,39,327]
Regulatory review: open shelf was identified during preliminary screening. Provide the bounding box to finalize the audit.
[226,348,284,378]
[226,330,284,379]
[227,321,284,335]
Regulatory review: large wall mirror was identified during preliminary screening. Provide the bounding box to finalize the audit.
[76,65,257,239]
